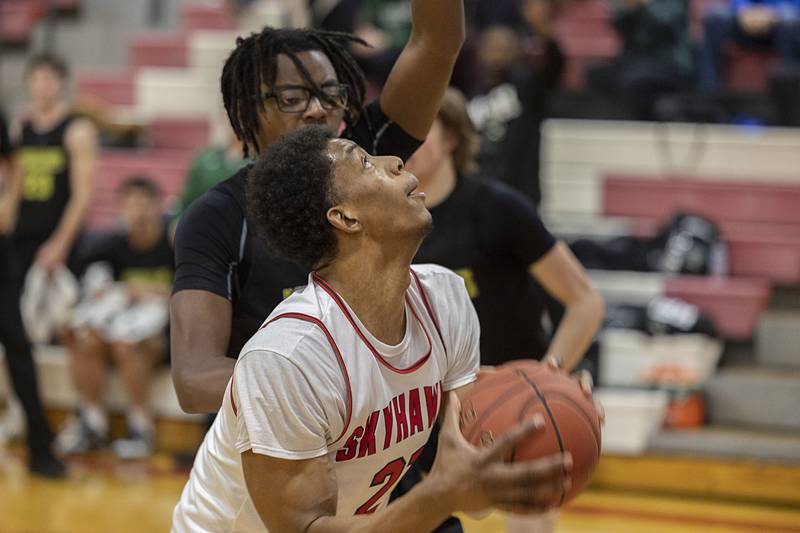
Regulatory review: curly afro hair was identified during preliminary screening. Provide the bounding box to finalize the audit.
[246,125,339,269]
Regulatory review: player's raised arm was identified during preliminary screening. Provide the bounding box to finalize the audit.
[379,0,466,140]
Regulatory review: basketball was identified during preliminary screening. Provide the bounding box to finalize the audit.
[459,360,602,507]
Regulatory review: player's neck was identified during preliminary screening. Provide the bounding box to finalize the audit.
[316,246,414,346]
[416,158,456,209]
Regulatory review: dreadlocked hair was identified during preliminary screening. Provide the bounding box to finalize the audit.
[221,27,367,157]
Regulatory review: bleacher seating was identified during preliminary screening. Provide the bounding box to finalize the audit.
[0,0,43,45]
[664,276,771,340]
[589,271,771,340]
[628,218,800,285]
[542,120,800,343]
[76,70,136,107]
[68,4,238,234]
[129,32,189,69]
[180,2,236,32]
[88,149,190,230]
[148,117,211,152]
[553,0,620,90]
[541,119,800,217]
[135,67,220,119]
[725,46,777,94]
[603,176,800,284]
[187,30,240,79]
[604,177,800,224]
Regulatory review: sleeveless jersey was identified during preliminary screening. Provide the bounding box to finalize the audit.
[13,115,75,244]
[172,265,479,532]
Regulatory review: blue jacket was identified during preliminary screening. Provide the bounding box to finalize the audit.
[732,0,800,18]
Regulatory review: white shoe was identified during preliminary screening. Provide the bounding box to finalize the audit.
[55,417,107,455]
[112,430,154,460]
[0,398,25,445]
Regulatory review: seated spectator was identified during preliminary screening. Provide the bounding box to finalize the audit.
[466,0,565,205]
[586,0,693,119]
[700,0,800,89]
[56,177,173,459]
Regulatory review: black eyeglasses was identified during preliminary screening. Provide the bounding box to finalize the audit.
[261,84,349,113]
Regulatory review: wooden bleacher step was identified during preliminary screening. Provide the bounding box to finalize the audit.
[591,453,800,506]
[706,366,800,431]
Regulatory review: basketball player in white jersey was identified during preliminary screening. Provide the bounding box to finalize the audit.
[171,126,573,532]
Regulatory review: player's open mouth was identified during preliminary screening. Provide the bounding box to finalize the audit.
[406,181,425,201]
[407,186,425,201]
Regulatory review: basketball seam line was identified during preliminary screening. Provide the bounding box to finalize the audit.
[517,370,567,507]
[514,394,546,464]
[463,383,531,443]
[542,391,602,447]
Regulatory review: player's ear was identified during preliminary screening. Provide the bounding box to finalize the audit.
[327,205,361,234]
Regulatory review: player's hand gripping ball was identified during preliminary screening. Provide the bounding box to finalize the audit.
[459,360,602,508]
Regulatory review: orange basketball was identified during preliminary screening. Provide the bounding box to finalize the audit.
[459,360,602,507]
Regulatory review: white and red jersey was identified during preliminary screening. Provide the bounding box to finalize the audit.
[172,264,480,532]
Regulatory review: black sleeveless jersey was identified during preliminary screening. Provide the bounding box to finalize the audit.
[172,101,423,358]
[13,114,75,244]
[414,175,556,365]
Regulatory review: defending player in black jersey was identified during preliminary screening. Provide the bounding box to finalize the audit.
[0,54,97,478]
[171,3,465,415]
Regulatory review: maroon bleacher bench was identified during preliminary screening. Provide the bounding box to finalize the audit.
[604,174,800,284]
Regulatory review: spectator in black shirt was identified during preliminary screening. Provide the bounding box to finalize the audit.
[410,88,603,373]
[57,177,172,459]
[171,8,465,414]
[408,88,603,533]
